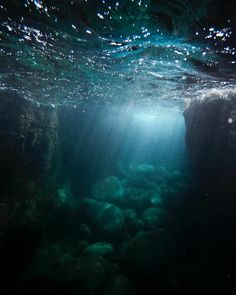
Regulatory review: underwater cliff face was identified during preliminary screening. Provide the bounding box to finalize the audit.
[0,0,236,294]
[0,91,60,236]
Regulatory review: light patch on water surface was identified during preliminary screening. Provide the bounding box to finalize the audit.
[195,88,236,102]
[33,0,43,9]
[0,0,235,108]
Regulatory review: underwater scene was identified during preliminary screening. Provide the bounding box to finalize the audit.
[0,0,236,293]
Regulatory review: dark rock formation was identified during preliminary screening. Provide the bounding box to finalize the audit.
[82,242,114,257]
[78,198,125,242]
[121,230,181,282]
[184,91,236,207]
[184,92,236,188]
[0,91,59,239]
[183,92,236,287]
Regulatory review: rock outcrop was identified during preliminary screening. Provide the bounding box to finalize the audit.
[0,91,59,239]
[183,91,236,283]
[184,92,236,219]
[184,91,236,189]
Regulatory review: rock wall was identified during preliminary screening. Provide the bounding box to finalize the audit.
[184,91,236,190]
[0,91,60,239]
[183,91,236,269]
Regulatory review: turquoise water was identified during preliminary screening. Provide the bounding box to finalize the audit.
[0,0,235,107]
[0,0,236,293]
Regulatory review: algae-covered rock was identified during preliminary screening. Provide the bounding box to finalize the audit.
[79,223,94,241]
[58,253,74,264]
[83,242,114,257]
[57,183,77,207]
[124,209,144,235]
[91,176,124,202]
[125,175,158,191]
[124,209,137,221]
[138,190,164,208]
[129,164,155,174]
[79,198,125,241]
[127,219,145,235]
[142,208,169,230]
[148,191,164,207]
[124,192,148,212]
[47,240,89,260]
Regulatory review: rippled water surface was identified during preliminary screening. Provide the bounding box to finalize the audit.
[0,0,235,109]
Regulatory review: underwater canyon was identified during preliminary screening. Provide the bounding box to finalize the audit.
[0,0,236,293]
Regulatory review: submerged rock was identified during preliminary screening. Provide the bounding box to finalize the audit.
[0,90,59,236]
[125,176,158,191]
[69,240,89,257]
[44,240,89,262]
[183,92,236,275]
[149,191,163,207]
[57,183,77,207]
[168,170,183,181]
[58,253,74,264]
[79,223,94,241]
[124,209,137,221]
[51,255,106,294]
[122,230,181,280]
[184,93,236,224]
[127,219,145,235]
[103,275,137,295]
[79,198,125,241]
[141,190,164,207]
[155,166,170,179]
[83,242,114,257]
[124,190,150,212]
[91,176,124,203]
[124,209,145,235]
[142,208,169,230]
[129,164,155,174]
[184,93,236,187]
